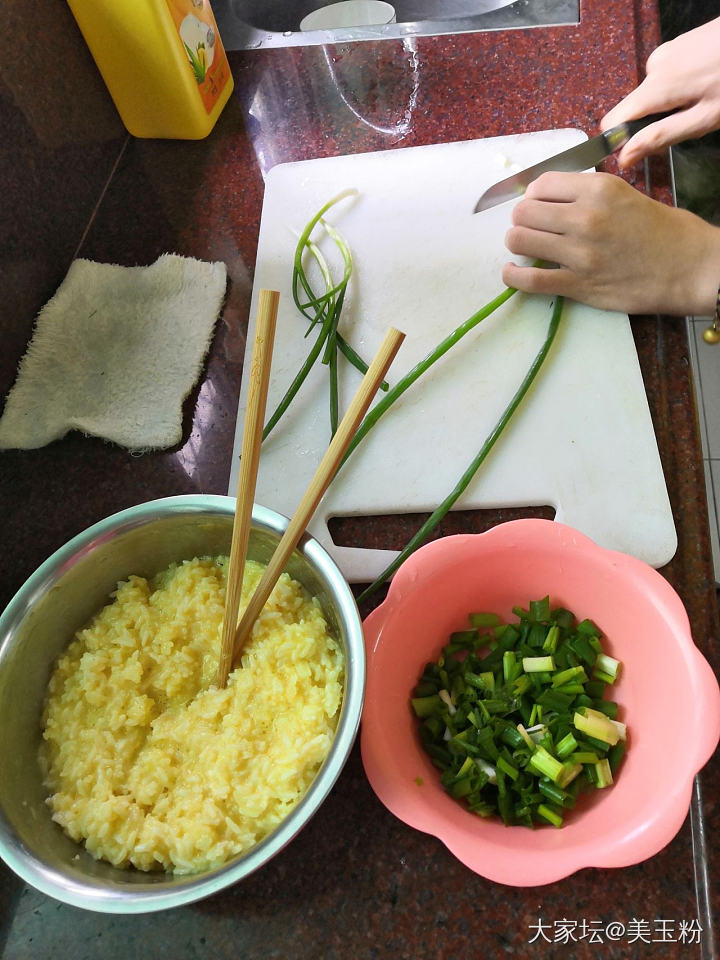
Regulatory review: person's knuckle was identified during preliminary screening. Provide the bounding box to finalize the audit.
[575,245,601,276]
[586,171,612,199]
[501,263,521,287]
[518,269,544,293]
[505,225,526,253]
[646,39,669,69]
[526,172,553,197]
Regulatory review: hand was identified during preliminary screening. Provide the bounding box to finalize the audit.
[602,17,720,167]
[502,171,720,316]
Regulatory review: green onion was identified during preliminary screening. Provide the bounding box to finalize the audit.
[263,192,389,443]
[594,653,621,682]
[555,732,578,760]
[609,719,627,741]
[523,656,555,673]
[341,285,520,472]
[497,756,519,781]
[594,758,614,788]
[410,599,627,828]
[503,650,517,682]
[573,708,620,746]
[537,804,563,828]
[469,612,501,628]
[357,295,564,602]
[529,746,564,783]
[272,199,563,604]
[529,596,551,622]
[411,694,442,718]
[517,724,534,749]
[557,762,583,789]
[542,625,560,653]
[608,741,626,773]
[538,781,568,806]
[552,666,587,688]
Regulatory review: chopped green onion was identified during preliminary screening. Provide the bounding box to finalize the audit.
[552,666,587,688]
[538,781,569,806]
[410,599,626,828]
[608,741,626,773]
[475,758,497,784]
[469,612,501,628]
[557,762,583,789]
[592,699,619,719]
[523,656,555,673]
[555,732,578,760]
[594,653,621,682]
[411,694,441,718]
[537,804,564,827]
[554,682,586,696]
[573,708,620,745]
[438,689,456,714]
[517,724,534,749]
[609,719,627,741]
[529,597,551,622]
[529,746,564,784]
[595,758,614,788]
[497,756,519,781]
[542,625,560,653]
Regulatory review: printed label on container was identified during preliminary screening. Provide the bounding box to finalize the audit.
[166,0,231,113]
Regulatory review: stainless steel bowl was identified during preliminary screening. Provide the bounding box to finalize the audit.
[0,495,365,913]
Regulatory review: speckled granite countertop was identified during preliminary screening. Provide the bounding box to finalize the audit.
[1,0,718,956]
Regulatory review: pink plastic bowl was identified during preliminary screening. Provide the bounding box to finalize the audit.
[361,519,720,887]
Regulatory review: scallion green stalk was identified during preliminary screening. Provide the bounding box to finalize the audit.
[357,295,564,602]
[340,285,519,472]
[264,192,388,443]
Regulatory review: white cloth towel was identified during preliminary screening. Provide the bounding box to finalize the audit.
[0,254,227,451]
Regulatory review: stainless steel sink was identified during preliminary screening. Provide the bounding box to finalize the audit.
[214,0,579,49]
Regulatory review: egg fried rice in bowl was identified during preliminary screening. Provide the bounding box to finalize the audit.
[41,555,345,875]
[0,496,364,912]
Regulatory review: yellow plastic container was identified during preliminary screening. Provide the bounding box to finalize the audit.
[66,0,234,140]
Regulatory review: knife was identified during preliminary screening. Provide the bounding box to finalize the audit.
[473,112,673,213]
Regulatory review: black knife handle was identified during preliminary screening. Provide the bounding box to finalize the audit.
[623,110,677,139]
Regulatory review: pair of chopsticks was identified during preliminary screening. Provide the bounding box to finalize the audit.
[216,289,404,688]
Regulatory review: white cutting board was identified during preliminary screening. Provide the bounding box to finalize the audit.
[228,132,677,582]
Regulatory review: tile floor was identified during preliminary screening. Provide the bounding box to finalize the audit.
[687,314,720,581]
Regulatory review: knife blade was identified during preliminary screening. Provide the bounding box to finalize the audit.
[473,112,672,213]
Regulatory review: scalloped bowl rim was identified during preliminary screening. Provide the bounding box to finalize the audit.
[360,519,720,886]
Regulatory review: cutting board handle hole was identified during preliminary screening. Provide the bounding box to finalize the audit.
[327,505,556,549]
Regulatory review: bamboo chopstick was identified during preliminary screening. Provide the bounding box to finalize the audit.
[216,289,280,688]
[230,325,405,669]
